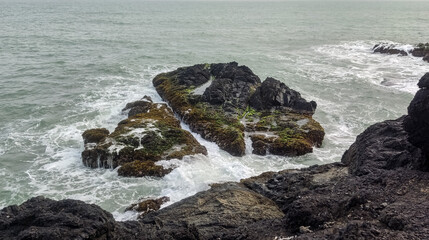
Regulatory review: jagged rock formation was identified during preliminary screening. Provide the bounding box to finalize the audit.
[125,196,170,219]
[373,42,429,62]
[404,72,429,170]
[3,74,429,239]
[81,96,207,177]
[153,62,324,157]
[0,196,145,240]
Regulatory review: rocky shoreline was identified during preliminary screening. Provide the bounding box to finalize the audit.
[1,66,429,239]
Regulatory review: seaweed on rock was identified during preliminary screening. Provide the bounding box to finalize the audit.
[153,62,324,157]
[81,96,207,177]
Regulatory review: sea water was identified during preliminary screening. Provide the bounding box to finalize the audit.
[0,0,428,220]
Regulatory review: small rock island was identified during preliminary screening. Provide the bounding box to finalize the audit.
[81,62,324,177]
[153,62,324,157]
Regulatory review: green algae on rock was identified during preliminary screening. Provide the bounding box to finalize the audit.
[153,62,324,157]
[81,96,207,177]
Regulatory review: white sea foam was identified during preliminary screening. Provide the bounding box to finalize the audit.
[3,40,423,221]
[192,76,214,95]
[312,40,427,94]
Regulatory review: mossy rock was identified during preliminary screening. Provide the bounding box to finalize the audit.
[82,128,109,144]
[153,62,324,157]
[118,160,172,178]
[81,96,207,177]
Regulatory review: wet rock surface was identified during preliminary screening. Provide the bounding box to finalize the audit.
[81,96,207,177]
[3,73,429,239]
[125,196,170,219]
[153,62,324,157]
[404,73,429,171]
[373,42,429,63]
[2,161,428,239]
[249,77,317,113]
[341,116,425,175]
[0,196,145,240]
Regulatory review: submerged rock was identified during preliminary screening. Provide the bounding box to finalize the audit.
[373,42,429,63]
[81,96,207,177]
[373,43,409,56]
[153,62,324,157]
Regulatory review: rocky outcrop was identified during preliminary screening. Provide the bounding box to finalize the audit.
[0,196,145,240]
[341,116,425,175]
[140,182,286,239]
[3,161,429,239]
[342,73,429,175]
[249,77,317,113]
[373,42,429,63]
[153,62,324,157]
[403,72,429,170]
[81,96,207,177]
[4,73,429,239]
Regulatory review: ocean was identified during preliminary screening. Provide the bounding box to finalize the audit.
[0,0,428,220]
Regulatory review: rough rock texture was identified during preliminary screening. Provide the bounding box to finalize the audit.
[249,77,317,113]
[153,62,324,157]
[3,162,429,239]
[0,196,145,240]
[372,43,408,56]
[125,196,170,219]
[3,74,429,239]
[341,116,425,175]
[140,182,285,239]
[403,73,429,171]
[81,96,207,177]
[373,42,429,63]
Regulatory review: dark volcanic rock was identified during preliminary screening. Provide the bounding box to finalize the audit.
[0,196,143,240]
[373,42,429,63]
[153,62,324,157]
[250,77,317,114]
[411,43,429,59]
[6,73,429,240]
[140,182,285,239]
[82,95,207,177]
[404,73,429,171]
[417,72,429,88]
[373,43,408,56]
[341,116,425,175]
